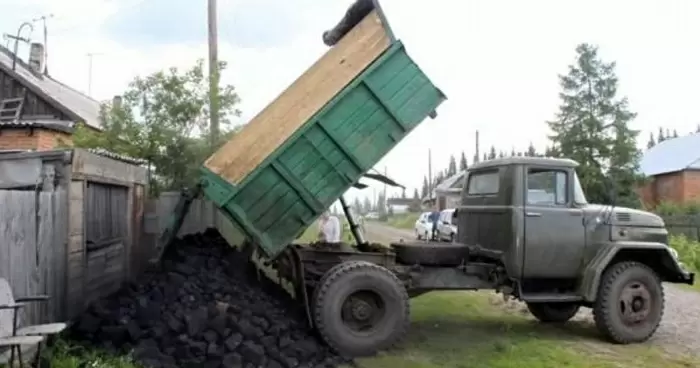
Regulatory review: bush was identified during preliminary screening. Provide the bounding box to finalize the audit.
[669,235,700,271]
[653,201,700,216]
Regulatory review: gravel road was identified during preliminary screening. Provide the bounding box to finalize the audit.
[363,221,700,357]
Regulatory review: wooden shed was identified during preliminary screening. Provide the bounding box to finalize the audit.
[0,148,148,323]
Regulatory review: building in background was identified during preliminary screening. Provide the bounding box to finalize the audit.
[0,43,102,151]
[639,133,700,206]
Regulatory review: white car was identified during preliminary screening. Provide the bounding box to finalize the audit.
[437,208,458,242]
[414,212,433,240]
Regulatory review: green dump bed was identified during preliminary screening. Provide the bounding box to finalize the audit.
[201,0,445,258]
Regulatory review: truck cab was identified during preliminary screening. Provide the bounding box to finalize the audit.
[456,156,693,342]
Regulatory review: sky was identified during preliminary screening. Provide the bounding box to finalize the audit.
[2,0,699,202]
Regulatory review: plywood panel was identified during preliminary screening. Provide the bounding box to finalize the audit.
[204,10,390,184]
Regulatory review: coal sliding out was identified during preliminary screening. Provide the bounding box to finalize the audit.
[69,230,353,368]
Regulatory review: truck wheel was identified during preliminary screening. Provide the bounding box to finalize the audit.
[527,302,580,323]
[313,261,410,357]
[593,261,664,344]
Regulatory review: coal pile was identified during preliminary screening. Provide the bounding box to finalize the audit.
[69,229,352,368]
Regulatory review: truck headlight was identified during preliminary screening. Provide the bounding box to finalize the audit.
[668,247,679,260]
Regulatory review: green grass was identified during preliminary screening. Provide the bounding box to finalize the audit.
[668,235,699,291]
[386,213,420,230]
[353,291,699,368]
[33,339,140,368]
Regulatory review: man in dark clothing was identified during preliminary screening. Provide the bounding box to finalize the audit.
[428,207,441,241]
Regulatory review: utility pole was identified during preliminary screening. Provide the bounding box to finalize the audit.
[428,148,433,201]
[474,130,480,163]
[86,52,103,97]
[208,0,220,149]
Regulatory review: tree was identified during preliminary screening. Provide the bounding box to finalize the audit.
[696,124,700,133]
[488,145,497,160]
[646,132,656,149]
[401,188,407,199]
[447,154,457,176]
[672,129,679,138]
[498,150,506,158]
[421,176,429,198]
[510,147,516,157]
[547,43,640,205]
[459,151,468,171]
[657,127,665,143]
[353,197,362,215]
[73,59,242,195]
[482,152,488,162]
[363,196,372,213]
[527,142,537,157]
[412,188,419,200]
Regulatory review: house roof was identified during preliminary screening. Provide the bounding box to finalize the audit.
[436,170,466,193]
[0,119,73,134]
[640,133,700,177]
[0,46,102,130]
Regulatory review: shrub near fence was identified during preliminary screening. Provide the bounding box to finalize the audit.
[661,214,700,242]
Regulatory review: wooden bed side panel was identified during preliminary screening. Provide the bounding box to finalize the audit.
[204,10,390,184]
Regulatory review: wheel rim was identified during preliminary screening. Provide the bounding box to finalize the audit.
[340,290,386,333]
[618,281,652,325]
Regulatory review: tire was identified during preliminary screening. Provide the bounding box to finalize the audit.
[449,233,455,243]
[593,261,664,344]
[313,261,410,357]
[416,230,422,240]
[527,302,580,323]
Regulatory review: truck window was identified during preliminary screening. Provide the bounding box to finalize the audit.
[527,169,567,205]
[467,170,499,195]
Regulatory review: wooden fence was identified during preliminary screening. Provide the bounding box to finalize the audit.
[661,214,700,241]
[0,190,67,325]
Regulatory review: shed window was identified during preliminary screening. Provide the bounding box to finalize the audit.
[85,182,128,250]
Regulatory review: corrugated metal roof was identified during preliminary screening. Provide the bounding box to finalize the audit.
[0,46,102,130]
[640,133,700,176]
[0,119,73,133]
[436,170,466,192]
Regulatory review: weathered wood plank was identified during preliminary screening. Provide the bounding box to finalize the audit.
[71,149,148,185]
[204,10,390,184]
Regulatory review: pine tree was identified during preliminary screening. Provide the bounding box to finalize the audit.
[353,197,362,214]
[412,188,419,200]
[672,129,679,138]
[421,176,429,198]
[363,196,372,213]
[646,132,656,149]
[483,152,488,162]
[527,142,537,156]
[657,127,665,143]
[488,146,497,160]
[498,150,506,158]
[696,124,700,133]
[510,147,516,157]
[459,151,468,171]
[401,188,407,198]
[547,43,640,205]
[447,155,457,176]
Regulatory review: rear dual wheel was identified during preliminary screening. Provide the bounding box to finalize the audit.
[313,261,410,357]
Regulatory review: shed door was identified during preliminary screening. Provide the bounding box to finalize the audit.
[84,182,129,302]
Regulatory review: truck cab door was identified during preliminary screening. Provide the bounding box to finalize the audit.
[522,167,585,279]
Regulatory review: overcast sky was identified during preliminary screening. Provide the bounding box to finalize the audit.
[2,0,699,202]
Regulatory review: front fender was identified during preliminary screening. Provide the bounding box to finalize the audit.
[579,241,695,302]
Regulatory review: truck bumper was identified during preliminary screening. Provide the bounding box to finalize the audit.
[681,271,695,285]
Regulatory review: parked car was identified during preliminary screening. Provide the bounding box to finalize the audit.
[414,212,433,240]
[437,208,458,242]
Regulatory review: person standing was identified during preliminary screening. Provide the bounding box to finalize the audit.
[318,210,342,245]
[428,206,441,241]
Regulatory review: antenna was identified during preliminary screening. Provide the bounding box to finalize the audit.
[86,52,104,96]
[31,14,53,75]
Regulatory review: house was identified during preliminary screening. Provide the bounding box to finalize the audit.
[0,43,102,151]
[639,133,700,205]
[422,170,466,210]
[386,197,414,214]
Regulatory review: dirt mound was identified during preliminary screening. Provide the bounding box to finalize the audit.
[69,230,352,368]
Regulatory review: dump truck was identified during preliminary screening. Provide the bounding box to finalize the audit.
[154,0,695,357]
